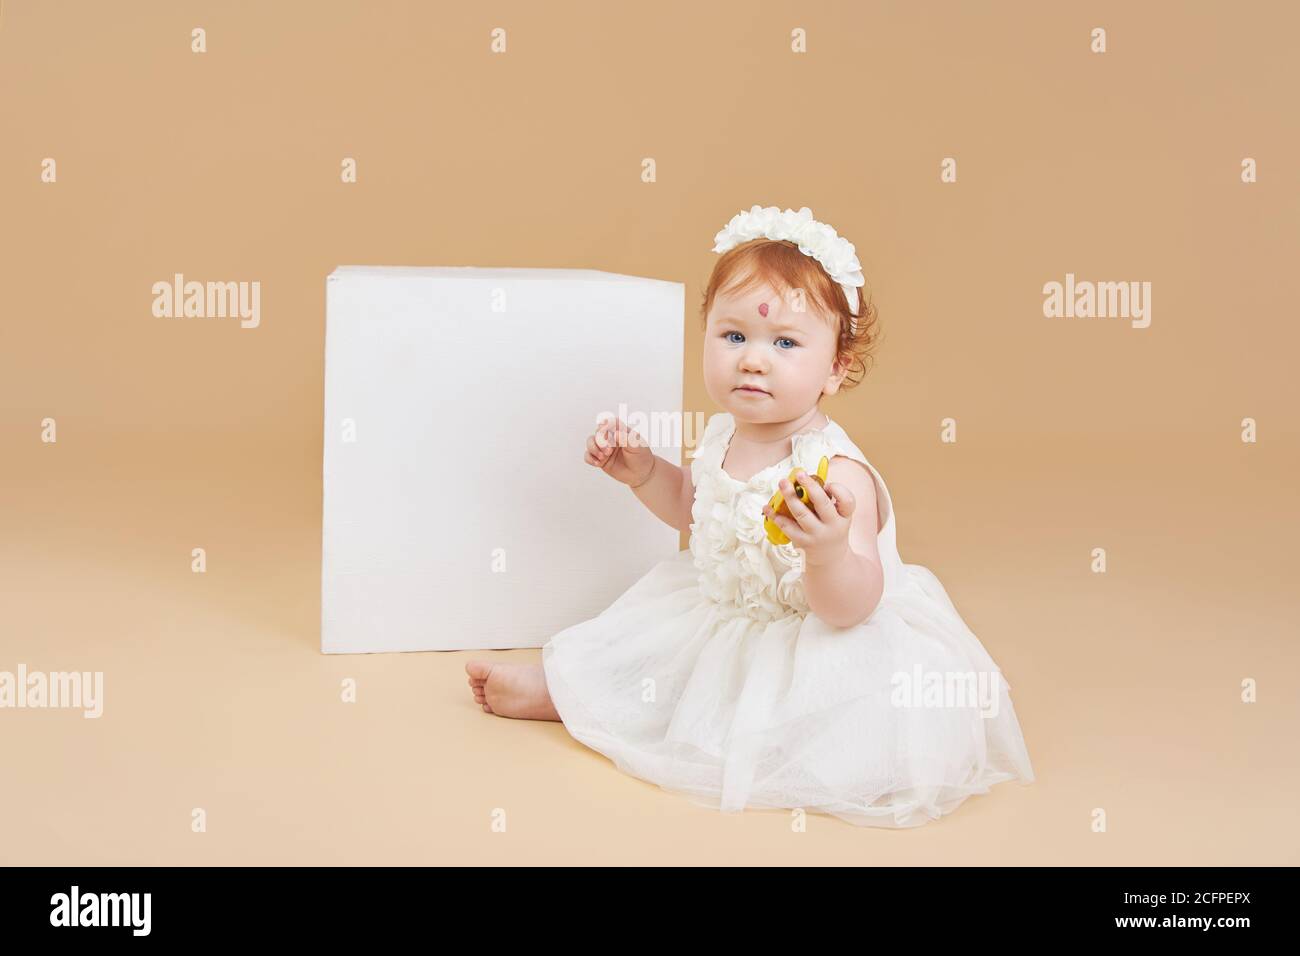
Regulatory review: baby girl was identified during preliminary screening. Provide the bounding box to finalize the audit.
[466,205,1033,827]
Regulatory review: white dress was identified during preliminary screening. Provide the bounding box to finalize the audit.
[542,412,1035,827]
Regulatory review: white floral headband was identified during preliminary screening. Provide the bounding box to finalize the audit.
[711,205,865,332]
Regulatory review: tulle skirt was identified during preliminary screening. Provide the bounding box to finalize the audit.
[541,548,1035,828]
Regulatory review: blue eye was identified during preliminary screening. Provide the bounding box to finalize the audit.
[725,331,798,349]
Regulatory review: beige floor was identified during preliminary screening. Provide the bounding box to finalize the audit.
[4,429,1296,866]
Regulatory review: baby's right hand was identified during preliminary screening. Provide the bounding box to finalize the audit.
[585,415,655,486]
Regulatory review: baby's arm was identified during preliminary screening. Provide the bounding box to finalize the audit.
[628,455,695,534]
[797,457,885,628]
[585,416,694,534]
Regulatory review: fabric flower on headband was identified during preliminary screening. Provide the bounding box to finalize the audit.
[711,205,865,328]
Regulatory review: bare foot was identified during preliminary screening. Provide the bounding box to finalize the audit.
[465,661,562,721]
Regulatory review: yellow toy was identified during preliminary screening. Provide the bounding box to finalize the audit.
[764,456,830,545]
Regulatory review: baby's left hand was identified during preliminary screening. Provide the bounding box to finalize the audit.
[762,471,856,567]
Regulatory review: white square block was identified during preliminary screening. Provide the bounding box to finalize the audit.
[322,266,685,654]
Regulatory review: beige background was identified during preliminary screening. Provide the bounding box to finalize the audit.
[2,0,1298,864]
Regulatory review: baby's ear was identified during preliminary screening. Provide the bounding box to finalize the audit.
[824,356,848,394]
